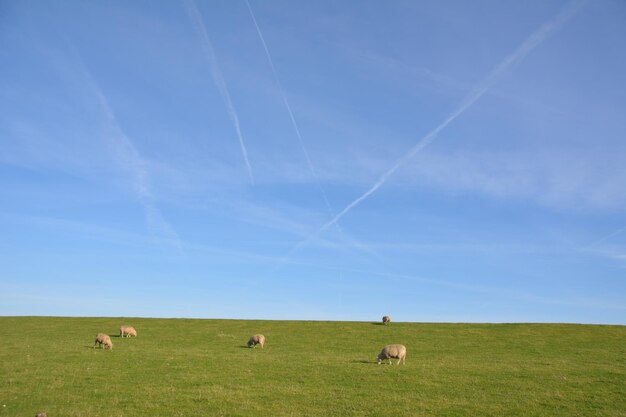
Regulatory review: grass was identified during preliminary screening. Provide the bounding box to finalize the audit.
[0,317,624,416]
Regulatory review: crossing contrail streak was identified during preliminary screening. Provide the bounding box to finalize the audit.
[245,0,341,232]
[585,226,626,249]
[184,0,255,184]
[286,0,587,255]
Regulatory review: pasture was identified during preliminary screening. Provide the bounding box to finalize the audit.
[0,317,624,416]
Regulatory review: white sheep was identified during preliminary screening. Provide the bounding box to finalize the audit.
[94,333,113,350]
[119,325,137,338]
[382,315,391,325]
[247,334,265,348]
[377,344,406,365]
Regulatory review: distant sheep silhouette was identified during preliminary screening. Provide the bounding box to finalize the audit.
[382,315,391,325]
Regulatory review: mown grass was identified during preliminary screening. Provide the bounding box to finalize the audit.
[0,317,624,416]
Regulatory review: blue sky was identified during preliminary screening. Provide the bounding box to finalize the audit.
[1,0,625,324]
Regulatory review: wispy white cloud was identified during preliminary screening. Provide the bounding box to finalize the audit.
[396,148,626,210]
[180,196,384,264]
[579,229,626,265]
[184,0,254,184]
[0,211,280,264]
[257,259,626,313]
[345,46,565,115]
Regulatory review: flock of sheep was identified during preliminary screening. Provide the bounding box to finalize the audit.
[92,316,406,365]
[33,317,404,416]
[93,325,137,350]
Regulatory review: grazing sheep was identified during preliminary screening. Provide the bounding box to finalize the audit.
[247,334,265,348]
[382,315,391,325]
[377,344,406,365]
[94,333,113,350]
[119,325,137,338]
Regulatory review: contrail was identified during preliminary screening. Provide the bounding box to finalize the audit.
[585,226,626,249]
[245,0,340,231]
[246,0,387,266]
[289,0,587,254]
[66,45,185,254]
[184,0,255,184]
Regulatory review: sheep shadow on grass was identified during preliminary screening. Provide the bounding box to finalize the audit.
[352,360,375,364]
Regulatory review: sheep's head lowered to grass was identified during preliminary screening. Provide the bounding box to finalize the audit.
[377,344,406,365]
[94,333,113,350]
[119,325,137,338]
[247,334,265,348]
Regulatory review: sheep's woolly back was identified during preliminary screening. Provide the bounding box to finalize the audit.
[247,334,265,348]
[377,344,406,364]
[94,333,113,350]
[382,315,391,324]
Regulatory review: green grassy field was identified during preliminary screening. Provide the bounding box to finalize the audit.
[1,317,624,416]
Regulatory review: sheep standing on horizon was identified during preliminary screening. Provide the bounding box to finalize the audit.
[382,315,391,325]
[119,325,137,338]
[94,333,113,350]
[377,344,406,365]
[247,334,265,348]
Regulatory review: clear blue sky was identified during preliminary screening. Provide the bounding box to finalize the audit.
[1,0,625,324]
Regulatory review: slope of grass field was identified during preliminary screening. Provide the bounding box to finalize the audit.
[0,317,624,416]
